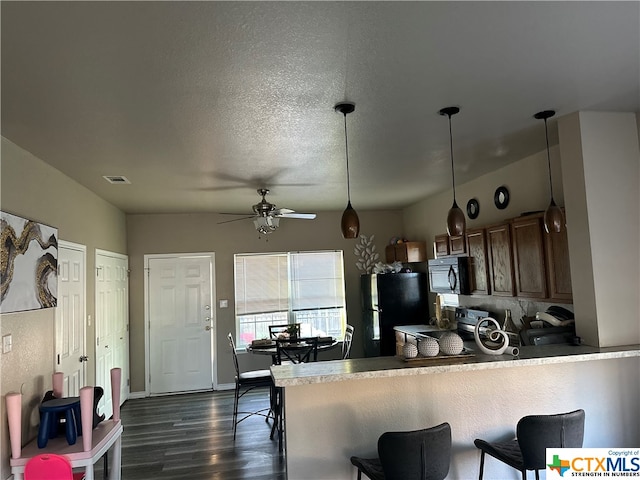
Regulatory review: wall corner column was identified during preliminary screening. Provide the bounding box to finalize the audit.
[558,111,640,347]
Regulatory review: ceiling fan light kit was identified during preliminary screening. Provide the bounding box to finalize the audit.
[534,109,565,234]
[254,216,279,235]
[335,102,360,239]
[439,106,465,237]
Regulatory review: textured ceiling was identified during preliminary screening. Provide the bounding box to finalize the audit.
[2,2,638,216]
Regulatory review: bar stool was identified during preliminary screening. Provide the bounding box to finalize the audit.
[474,409,585,480]
[350,422,452,480]
[37,397,81,448]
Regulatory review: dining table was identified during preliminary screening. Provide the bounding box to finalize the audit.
[247,336,338,364]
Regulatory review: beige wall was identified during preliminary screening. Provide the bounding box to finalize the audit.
[403,146,563,246]
[0,138,127,479]
[126,209,405,392]
[558,112,640,347]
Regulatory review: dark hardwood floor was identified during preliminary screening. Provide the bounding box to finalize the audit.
[98,389,285,480]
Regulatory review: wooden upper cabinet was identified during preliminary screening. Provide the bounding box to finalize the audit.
[448,235,466,255]
[465,228,490,295]
[433,235,449,258]
[544,224,573,301]
[486,223,515,296]
[432,213,572,301]
[433,233,465,257]
[385,241,427,263]
[511,216,548,299]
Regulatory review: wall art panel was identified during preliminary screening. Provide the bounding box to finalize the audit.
[1,211,58,313]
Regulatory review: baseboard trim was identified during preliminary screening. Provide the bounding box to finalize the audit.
[128,391,147,399]
[128,384,234,399]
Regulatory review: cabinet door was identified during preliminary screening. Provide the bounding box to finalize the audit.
[449,235,466,255]
[512,216,547,299]
[545,227,572,301]
[486,223,515,296]
[387,242,426,263]
[434,235,449,258]
[466,228,490,295]
[403,242,426,263]
[385,244,397,263]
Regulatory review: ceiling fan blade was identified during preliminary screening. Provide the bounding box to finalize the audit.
[278,213,317,219]
[272,208,295,215]
[216,216,255,225]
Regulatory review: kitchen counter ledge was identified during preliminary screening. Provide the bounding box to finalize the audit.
[271,343,640,387]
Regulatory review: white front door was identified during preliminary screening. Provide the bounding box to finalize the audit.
[147,254,215,394]
[56,241,86,397]
[95,249,129,419]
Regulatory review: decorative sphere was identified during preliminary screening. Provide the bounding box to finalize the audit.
[439,332,464,355]
[418,337,440,357]
[402,343,418,359]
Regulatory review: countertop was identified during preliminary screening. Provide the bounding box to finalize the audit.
[271,342,640,387]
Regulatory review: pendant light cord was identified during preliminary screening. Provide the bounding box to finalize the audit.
[448,114,457,203]
[544,117,555,201]
[343,112,352,204]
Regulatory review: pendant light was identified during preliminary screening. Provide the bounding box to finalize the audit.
[534,110,564,233]
[439,106,465,237]
[335,102,359,239]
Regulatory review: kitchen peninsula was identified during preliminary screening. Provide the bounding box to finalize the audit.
[272,343,640,480]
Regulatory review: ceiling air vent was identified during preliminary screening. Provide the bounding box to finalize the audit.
[103,175,131,184]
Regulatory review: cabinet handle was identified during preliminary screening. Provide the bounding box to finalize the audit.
[448,266,458,291]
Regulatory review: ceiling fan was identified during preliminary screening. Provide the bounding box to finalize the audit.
[218,189,317,234]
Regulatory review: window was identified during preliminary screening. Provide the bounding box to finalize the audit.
[234,250,346,348]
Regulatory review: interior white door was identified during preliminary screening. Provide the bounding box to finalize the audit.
[95,250,129,419]
[148,255,214,394]
[55,241,86,397]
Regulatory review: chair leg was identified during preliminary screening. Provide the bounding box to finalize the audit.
[535,470,540,480]
[232,383,240,440]
[478,451,485,480]
[521,469,527,480]
[357,470,362,480]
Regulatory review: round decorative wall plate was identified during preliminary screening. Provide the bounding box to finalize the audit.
[466,198,480,219]
[494,186,510,210]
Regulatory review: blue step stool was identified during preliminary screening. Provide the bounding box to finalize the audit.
[37,397,81,448]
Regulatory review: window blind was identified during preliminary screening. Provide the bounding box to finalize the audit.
[290,251,345,311]
[234,253,288,315]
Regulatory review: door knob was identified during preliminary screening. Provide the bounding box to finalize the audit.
[79,355,89,362]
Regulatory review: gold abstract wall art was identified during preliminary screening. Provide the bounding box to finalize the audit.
[0,211,58,313]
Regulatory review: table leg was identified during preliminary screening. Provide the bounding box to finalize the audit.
[109,435,122,480]
[84,464,95,480]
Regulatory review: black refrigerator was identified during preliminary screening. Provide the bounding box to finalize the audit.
[360,272,429,357]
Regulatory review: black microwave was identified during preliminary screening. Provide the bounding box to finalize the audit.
[428,257,470,295]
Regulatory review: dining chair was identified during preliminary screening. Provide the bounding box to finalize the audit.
[342,324,355,359]
[275,337,319,365]
[227,333,274,440]
[269,323,301,339]
[350,422,452,480]
[474,409,585,480]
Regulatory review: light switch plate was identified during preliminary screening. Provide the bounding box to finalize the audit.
[2,334,12,354]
